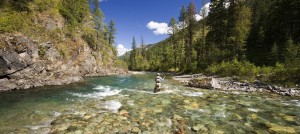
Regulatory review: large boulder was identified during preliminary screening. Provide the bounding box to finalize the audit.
[0,52,27,77]
[0,34,38,77]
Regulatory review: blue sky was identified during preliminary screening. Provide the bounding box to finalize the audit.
[99,0,210,55]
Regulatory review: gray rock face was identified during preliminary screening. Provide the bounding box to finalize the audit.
[0,35,36,77]
[0,34,126,91]
[0,52,27,76]
[80,56,97,75]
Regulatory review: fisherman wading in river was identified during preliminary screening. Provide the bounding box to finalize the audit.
[154,73,165,93]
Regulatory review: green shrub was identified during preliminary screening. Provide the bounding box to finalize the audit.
[0,10,29,33]
[270,63,300,86]
[34,0,55,12]
[206,59,299,86]
[82,33,96,50]
[59,0,89,26]
[0,41,5,49]
[49,28,63,42]
[6,0,33,12]
[258,66,273,82]
[56,44,70,59]
[206,59,260,81]
[115,59,128,69]
[38,46,46,58]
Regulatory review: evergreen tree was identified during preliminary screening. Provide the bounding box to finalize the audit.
[206,0,228,64]
[140,36,146,57]
[92,0,99,13]
[179,6,187,29]
[284,39,300,67]
[197,0,208,69]
[264,0,300,64]
[89,0,104,51]
[93,7,104,33]
[108,20,116,46]
[200,0,208,40]
[206,0,227,46]
[226,0,251,60]
[168,17,178,35]
[178,5,187,70]
[246,0,271,66]
[129,37,137,70]
[270,43,279,65]
[168,17,179,71]
[185,2,197,71]
[103,25,109,41]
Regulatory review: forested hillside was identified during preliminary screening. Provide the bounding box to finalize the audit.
[0,0,117,62]
[124,0,300,85]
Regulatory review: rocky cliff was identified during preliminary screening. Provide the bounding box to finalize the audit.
[0,1,127,91]
[0,34,126,91]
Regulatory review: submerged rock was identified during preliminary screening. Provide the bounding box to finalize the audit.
[250,114,257,120]
[283,115,295,122]
[173,114,183,120]
[153,108,163,113]
[50,123,70,133]
[184,102,199,110]
[192,124,208,132]
[119,110,129,117]
[131,127,141,133]
[266,123,296,133]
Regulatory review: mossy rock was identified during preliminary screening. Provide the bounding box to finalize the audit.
[283,115,295,122]
[266,122,296,133]
[251,114,257,120]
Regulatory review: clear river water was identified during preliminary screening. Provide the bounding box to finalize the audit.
[0,74,299,134]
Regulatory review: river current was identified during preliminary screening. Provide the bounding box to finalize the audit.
[0,74,299,133]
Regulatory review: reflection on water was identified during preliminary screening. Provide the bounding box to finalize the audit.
[0,74,299,133]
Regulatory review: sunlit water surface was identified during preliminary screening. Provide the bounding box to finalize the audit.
[0,74,299,133]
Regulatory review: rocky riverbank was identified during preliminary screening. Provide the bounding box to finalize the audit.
[0,34,127,91]
[173,74,300,97]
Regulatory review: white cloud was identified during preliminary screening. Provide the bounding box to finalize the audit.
[195,14,202,21]
[197,2,211,21]
[146,21,170,35]
[200,2,210,16]
[117,44,131,56]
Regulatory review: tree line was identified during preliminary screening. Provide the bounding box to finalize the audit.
[124,0,300,85]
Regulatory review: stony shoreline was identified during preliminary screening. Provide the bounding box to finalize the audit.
[173,74,300,97]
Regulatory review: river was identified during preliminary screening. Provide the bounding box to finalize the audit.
[0,74,299,133]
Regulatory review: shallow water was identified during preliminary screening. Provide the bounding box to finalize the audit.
[0,74,299,133]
